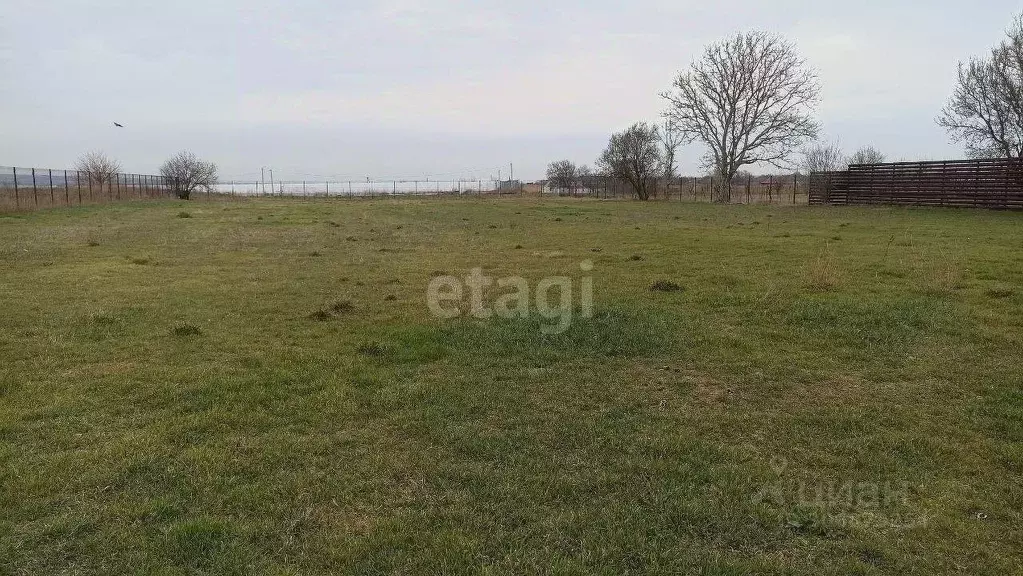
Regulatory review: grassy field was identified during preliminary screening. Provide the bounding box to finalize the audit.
[1,197,1021,575]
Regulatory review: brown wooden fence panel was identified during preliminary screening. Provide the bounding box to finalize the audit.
[809,158,1023,209]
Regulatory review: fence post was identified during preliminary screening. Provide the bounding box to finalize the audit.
[12,167,18,208]
[88,171,93,201]
[48,169,54,204]
[793,173,797,204]
[1004,161,1010,209]
[746,174,751,204]
[32,168,38,205]
[64,170,70,205]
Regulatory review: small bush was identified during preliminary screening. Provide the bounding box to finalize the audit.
[130,257,152,266]
[177,212,192,219]
[629,255,643,261]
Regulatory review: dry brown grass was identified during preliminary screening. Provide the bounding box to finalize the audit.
[806,243,841,291]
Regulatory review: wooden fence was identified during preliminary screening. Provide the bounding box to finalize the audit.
[809,158,1023,209]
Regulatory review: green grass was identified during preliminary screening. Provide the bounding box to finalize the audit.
[1,197,1022,574]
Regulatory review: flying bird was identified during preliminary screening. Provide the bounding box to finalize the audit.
[113,122,123,128]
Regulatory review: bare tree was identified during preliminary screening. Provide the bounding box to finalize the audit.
[577,165,599,195]
[938,15,1023,158]
[597,122,662,201]
[545,160,578,192]
[75,151,122,187]
[661,31,820,201]
[801,142,845,173]
[847,146,886,165]
[160,151,218,200]
[658,120,684,179]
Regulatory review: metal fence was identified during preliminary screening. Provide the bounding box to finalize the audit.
[0,166,172,210]
[540,174,810,205]
[214,178,516,197]
[2,164,814,211]
[0,168,526,211]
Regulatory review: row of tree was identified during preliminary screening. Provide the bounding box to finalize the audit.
[549,12,1023,201]
[74,151,218,200]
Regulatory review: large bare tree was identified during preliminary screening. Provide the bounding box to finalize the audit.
[658,120,684,179]
[801,142,845,173]
[938,15,1023,159]
[847,145,886,165]
[75,151,122,187]
[661,31,820,201]
[160,151,218,200]
[545,160,578,192]
[597,122,662,201]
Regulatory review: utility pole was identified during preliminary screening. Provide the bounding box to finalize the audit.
[269,169,275,196]
[261,167,266,195]
[510,163,514,181]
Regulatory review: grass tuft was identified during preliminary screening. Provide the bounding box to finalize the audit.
[171,323,202,337]
[309,299,355,320]
[650,280,684,292]
[807,245,840,291]
[986,287,1014,299]
[357,341,386,356]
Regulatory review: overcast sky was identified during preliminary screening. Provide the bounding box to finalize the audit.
[2,0,1023,181]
